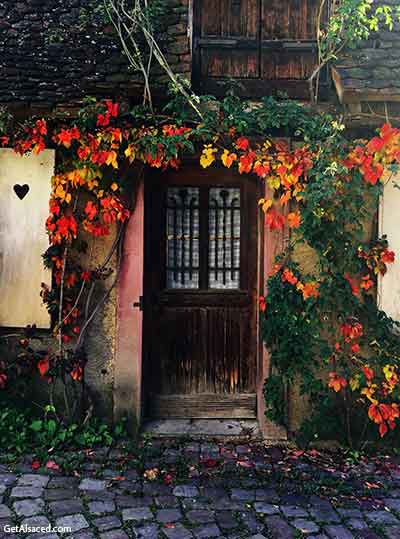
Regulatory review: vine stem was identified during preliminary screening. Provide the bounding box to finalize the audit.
[57,245,68,358]
[105,0,204,119]
[60,281,86,327]
[344,390,353,448]
[75,222,126,351]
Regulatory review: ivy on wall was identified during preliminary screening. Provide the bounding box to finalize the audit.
[0,95,399,445]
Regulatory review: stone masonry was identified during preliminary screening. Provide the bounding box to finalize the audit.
[0,0,190,109]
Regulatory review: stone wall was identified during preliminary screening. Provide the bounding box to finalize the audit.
[0,0,191,110]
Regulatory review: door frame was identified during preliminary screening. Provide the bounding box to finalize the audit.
[114,161,288,439]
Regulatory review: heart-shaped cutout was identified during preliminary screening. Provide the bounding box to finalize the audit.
[13,184,30,200]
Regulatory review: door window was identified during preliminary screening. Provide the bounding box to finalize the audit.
[166,187,200,289]
[165,186,241,290]
[208,188,240,289]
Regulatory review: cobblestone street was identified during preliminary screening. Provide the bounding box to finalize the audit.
[0,440,400,539]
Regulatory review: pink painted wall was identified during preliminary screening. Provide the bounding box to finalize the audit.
[114,180,144,431]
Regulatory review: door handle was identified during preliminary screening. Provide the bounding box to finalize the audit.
[133,296,144,311]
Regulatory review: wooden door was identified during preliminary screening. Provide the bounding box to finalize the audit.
[143,166,259,418]
[193,0,327,98]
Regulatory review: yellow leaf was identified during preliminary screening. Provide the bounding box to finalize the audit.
[200,145,217,168]
[349,375,360,391]
[258,198,273,212]
[267,176,281,190]
[111,182,119,192]
[106,151,118,169]
[125,145,136,163]
[54,184,65,198]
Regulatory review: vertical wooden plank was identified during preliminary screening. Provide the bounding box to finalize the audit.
[262,0,319,39]
[197,0,260,80]
[262,51,317,80]
[201,0,221,36]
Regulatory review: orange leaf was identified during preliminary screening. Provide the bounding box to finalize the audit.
[287,212,301,229]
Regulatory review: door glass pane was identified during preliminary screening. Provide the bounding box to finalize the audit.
[208,188,240,289]
[166,187,200,289]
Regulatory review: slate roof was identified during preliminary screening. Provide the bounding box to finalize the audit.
[332,18,400,104]
[0,0,190,111]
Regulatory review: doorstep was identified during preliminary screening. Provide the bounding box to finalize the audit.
[141,419,263,440]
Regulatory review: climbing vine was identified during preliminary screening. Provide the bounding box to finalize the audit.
[0,94,399,444]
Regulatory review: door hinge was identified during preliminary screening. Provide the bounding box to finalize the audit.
[133,296,144,311]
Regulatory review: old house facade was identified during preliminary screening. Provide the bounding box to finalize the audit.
[0,0,399,439]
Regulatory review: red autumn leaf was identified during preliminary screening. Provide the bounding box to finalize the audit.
[81,271,91,282]
[362,365,374,381]
[360,274,374,291]
[31,459,41,470]
[85,201,98,221]
[238,151,256,173]
[265,208,285,231]
[49,199,61,216]
[281,268,298,286]
[163,473,174,485]
[164,523,176,529]
[328,372,347,392]
[45,460,60,471]
[35,119,47,135]
[202,458,218,468]
[77,146,90,160]
[237,460,253,468]
[37,356,49,377]
[235,136,250,151]
[71,365,83,381]
[344,273,359,296]
[367,136,385,153]
[365,481,380,489]
[106,100,119,117]
[55,128,80,148]
[381,249,395,264]
[291,450,305,458]
[253,161,270,178]
[379,422,388,437]
[97,113,110,127]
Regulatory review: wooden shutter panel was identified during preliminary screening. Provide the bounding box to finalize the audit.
[193,0,326,98]
[261,0,320,81]
[194,0,260,83]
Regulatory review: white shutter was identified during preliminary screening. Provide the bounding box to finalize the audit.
[378,174,400,321]
[0,148,54,328]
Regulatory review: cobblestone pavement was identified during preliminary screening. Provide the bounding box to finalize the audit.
[0,440,400,538]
